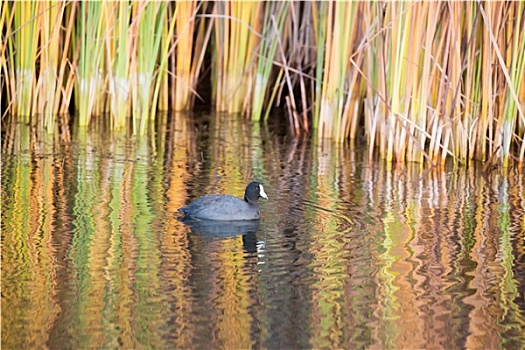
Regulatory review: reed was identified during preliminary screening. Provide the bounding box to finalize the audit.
[281,1,318,135]
[31,1,75,131]
[2,1,525,167]
[406,2,436,163]
[173,0,195,111]
[212,1,261,114]
[361,1,525,167]
[251,1,288,122]
[458,2,479,164]
[1,0,12,116]
[486,1,525,167]
[105,1,132,129]
[173,1,211,111]
[150,3,177,122]
[9,2,39,119]
[314,2,363,141]
[131,2,166,134]
[38,1,60,128]
[74,2,105,127]
[421,1,451,165]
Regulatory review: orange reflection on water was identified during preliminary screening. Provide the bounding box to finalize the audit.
[1,116,524,349]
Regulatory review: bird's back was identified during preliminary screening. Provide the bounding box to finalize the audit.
[179,194,260,220]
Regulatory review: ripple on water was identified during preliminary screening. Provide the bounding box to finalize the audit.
[2,122,525,349]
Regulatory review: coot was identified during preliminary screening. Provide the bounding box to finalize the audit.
[179,182,268,221]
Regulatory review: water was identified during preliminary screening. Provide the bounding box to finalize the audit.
[2,113,525,349]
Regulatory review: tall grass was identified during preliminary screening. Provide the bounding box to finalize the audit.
[39,1,61,127]
[314,2,364,141]
[74,2,104,127]
[131,1,171,134]
[2,1,524,167]
[484,1,525,167]
[173,1,211,111]
[250,1,288,122]
[105,1,132,129]
[211,1,261,113]
[360,1,525,166]
[9,2,39,119]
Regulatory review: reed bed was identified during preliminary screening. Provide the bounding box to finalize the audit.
[1,1,524,167]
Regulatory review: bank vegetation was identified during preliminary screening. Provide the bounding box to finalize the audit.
[1,1,524,167]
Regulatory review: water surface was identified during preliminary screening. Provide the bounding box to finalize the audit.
[2,113,524,349]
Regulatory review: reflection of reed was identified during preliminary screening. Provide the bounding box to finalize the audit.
[308,141,351,349]
[2,116,525,348]
[257,132,314,349]
[180,113,265,348]
[163,112,195,348]
[1,125,61,348]
[366,165,525,348]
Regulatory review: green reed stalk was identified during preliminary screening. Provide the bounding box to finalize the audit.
[212,1,261,113]
[362,3,381,161]
[520,72,525,166]
[375,3,390,160]
[159,19,170,113]
[313,1,325,132]
[500,1,525,167]
[132,2,168,135]
[106,1,132,129]
[441,2,464,165]
[407,2,435,163]
[475,2,495,163]
[463,2,483,162]
[314,2,360,140]
[251,2,288,121]
[381,2,410,162]
[12,2,39,119]
[1,0,13,114]
[477,2,504,166]
[395,2,420,163]
[150,3,177,122]
[75,2,105,127]
[57,3,77,118]
[341,9,366,141]
[232,2,261,114]
[38,1,68,131]
[511,2,525,166]
[392,2,414,162]
[55,2,76,117]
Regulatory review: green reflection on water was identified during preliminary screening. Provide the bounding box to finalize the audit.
[1,116,525,349]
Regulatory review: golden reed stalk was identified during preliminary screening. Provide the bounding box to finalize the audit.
[1,1,524,167]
